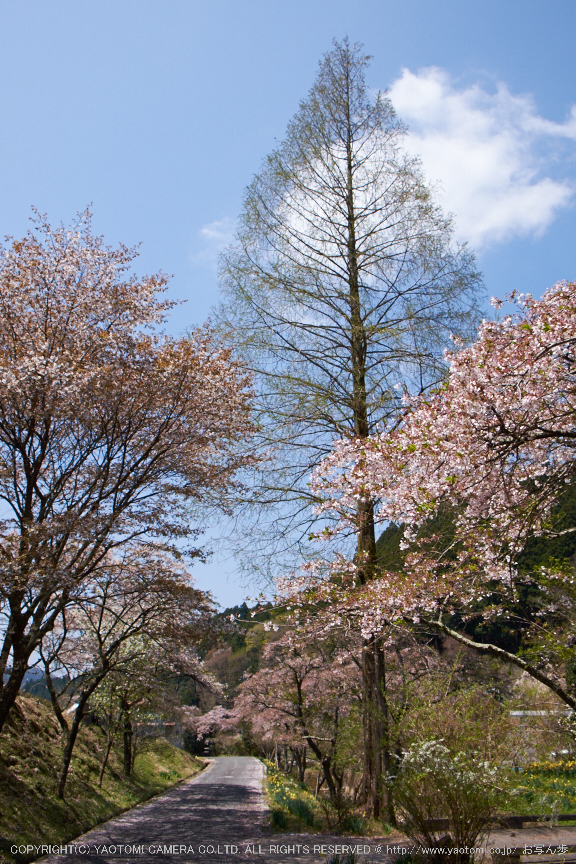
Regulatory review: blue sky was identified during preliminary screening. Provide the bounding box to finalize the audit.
[1,0,575,606]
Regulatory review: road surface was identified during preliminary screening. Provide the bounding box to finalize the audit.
[35,757,266,864]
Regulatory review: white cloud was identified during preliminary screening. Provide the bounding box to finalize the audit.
[191,216,236,265]
[388,68,576,248]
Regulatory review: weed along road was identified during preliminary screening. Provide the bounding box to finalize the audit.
[36,757,267,864]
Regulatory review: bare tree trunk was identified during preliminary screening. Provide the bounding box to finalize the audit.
[374,639,396,825]
[57,690,91,799]
[123,714,133,776]
[284,744,292,775]
[293,745,307,782]
[98,734,114,787]
[359,636,397,823]
[0,655,28,731]
[44,669,69,735]
[320,756,338,801]
[344,99,390,818]
[361,637,381,817]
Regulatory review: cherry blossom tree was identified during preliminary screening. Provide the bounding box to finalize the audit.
[0,211,254,731]
[186,626,362,797]
[314,282,576,707]
[39,547,217,797]
[233,632,362,800]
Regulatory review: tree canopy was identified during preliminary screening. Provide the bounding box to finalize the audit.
[217,38,481,575]
[314,281,576,707]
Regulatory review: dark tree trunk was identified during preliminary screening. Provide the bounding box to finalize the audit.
[293,745,307,782]
[361,637,382,818]
[98,734,114,787]
[359,635,397,823]
[374,639,396,825]
[0,657,28,731]
[343,89,390,819]
[57,690,91,799]
[321,756,338,801]
[123,715,133,776]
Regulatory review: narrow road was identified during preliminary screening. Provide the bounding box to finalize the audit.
[33,757,385,863]
[36,757,266,864]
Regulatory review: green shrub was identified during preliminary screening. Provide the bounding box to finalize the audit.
[390,739,503,864]
[286,797,314,825]
[271,808,287,828]
[342,814,364,833]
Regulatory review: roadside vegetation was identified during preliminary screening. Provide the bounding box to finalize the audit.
[266,761,318,831]
[195,598,576,850]
[265,761,377,837]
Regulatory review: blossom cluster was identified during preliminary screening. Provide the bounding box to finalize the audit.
[313,282,576,620]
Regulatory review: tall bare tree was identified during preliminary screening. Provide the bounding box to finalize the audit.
[217,40,482,817]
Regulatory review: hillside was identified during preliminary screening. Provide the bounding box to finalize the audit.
[0,695,204,864]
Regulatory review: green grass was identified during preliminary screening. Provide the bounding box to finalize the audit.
[508,760,576,815]
[0,694,204,864]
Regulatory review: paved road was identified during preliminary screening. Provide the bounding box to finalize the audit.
[35,757,266,864]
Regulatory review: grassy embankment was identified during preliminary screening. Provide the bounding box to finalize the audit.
[0,694,204,863]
